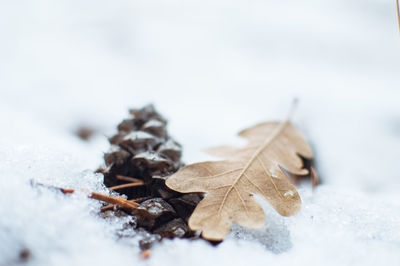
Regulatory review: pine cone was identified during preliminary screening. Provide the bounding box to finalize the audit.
[99,104,201,242]
[102,104,183,199]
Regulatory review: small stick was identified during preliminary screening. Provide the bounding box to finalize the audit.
[397,0,400,34]
[100,205,116,212]
[310,167,319,189]
[116,175,143,184]
[100,197,151,212]
[108,182,145,191]
[140,249,151,259]
[60,188,75,194]
[130,196,151,203]
[31,181,139,212]
[89,192,139,211]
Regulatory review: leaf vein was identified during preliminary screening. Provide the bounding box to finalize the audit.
[217,120,290,216]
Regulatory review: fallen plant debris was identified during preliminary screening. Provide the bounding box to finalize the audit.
[75,126,96,141]
[18,248,31,263]
[397,0,400,33]
[31,105,202,251]
[30,181,140,212]
[32,104,317,251]
[291,157,319,188]
[166,104,317,241]
[96,105,202,246]
[140,249,151,259]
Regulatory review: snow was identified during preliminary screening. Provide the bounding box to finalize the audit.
[1,0,400,265]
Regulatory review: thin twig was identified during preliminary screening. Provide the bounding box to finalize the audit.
[100,205,116,212]
[116,175,143,184]
[130,196,151,203]
[140,249,151,259]
[31,181,140,212]
[100,197,151,212]
[60,188,75,194]
[89,192,139,211]
[310,167,320,189]
[397,0,400,34]
[108,181,145,190]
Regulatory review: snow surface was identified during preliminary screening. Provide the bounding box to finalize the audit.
[1,0,400,265]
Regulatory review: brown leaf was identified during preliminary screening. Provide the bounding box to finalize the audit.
[166,119,313,241]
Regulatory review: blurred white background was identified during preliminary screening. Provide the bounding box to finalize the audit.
[0,0,399,265]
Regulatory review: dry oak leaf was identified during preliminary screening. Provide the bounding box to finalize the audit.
[166,119,313,241]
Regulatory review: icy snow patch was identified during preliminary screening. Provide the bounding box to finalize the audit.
[0,144,140,266]
[148,186,400,266]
